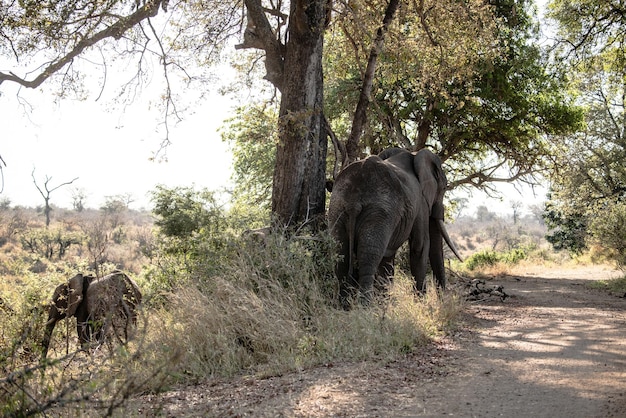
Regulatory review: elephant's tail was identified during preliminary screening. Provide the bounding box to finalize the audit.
[346,203,362,280]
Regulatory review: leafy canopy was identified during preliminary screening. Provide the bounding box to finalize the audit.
[544,0,626,262]
[226,0,583,203]
[1,0,583,220]
[324,0,582,192]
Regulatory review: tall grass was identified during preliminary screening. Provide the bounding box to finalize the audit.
[144,230,464,384]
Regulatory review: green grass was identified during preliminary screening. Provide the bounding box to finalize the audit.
[587,274,626,295]
[463,247,528,271]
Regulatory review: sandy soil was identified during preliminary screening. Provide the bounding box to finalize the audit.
[131,265,626,417]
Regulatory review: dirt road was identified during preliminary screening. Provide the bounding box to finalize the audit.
[134,266,626,417]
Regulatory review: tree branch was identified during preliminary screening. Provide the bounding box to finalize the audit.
[448,164,537,191]
[345,0,401,164]
[324,114,347,180]
[237,0,286,90]
[0,0,167,88]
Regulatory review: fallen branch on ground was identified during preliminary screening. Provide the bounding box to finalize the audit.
[447,269,508,302]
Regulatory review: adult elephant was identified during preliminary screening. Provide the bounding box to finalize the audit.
[328,147,462,308]
[41,271,142,359]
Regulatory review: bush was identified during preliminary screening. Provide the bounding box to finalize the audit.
[19,228,82,260]
[501,248,527,264]
[464,247,528,270]
[589,202,626,268]
[588,274,626,296]
[464,250,500,270]
[144,225,464,381]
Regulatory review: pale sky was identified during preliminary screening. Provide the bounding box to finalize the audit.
[1,79,235,211]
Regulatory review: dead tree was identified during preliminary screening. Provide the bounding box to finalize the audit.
[32,169,78,227]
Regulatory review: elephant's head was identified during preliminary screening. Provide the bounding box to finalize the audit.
[49,274,86,319]
[378,147,447,219]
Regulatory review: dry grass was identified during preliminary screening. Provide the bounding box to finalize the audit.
[0,202,470,415]
[587,274,626,295]
[145,270,464,385]
[1,221,467,416]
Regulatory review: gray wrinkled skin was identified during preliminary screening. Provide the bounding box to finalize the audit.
[328,148,460,308]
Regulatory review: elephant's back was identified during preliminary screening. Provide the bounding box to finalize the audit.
[85,271,140,312]
[332,156,409,196]
[330,155,418,219]
[86,275,118,312]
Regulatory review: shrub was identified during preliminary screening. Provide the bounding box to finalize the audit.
[589,202,626,268]
[19,228,82,260]
[588,274,626,296]
[464,247,528,270]
[501,248,527,264]
[145,225,464,382]
[465,250,500,270]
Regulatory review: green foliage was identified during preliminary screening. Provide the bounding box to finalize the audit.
[545,0,626,267]
[502,248,528,264]
[465,250,500,270]
[589,202,626,267]
[151,185,223,241]
[325,0,582,188]
[543,199,588,254]
[548,0,626,68]
[588,274,626,296]
[465,248,528,270]
[147,185,235,300]
[220,104,277,216]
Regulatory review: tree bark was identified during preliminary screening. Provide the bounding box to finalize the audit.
[271,0,329,228]
[416,97,435,151]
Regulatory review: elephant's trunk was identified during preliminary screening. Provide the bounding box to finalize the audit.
[41,320,56,359]
[438,220,463,262]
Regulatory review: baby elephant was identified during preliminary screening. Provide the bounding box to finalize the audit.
[42,271,142,359]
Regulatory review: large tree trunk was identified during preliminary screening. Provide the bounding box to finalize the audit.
[271,0,329,228]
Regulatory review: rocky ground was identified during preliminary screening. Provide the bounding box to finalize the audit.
[131,265,626,417]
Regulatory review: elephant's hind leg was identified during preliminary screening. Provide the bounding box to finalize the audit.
[357,251,382,306]
[375,255,395,300]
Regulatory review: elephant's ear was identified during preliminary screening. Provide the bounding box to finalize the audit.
[378,147,405,160]
[413,151,437,205]
[66,274,85,317]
